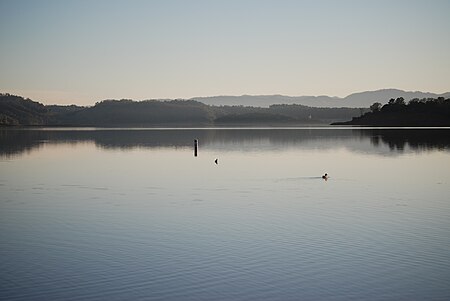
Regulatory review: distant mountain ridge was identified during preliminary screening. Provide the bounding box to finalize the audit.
[192,89,450,108]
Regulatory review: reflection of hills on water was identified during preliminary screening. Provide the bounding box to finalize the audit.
[365,129,450,152]
[1,128,449,157]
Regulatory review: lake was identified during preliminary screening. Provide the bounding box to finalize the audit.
[1,127,450,300]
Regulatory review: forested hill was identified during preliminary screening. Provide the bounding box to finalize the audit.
[0,93,364,126]
[334,97,450,126]
[0,94,50,125]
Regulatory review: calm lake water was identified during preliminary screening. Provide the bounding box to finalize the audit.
[1,127,450,300]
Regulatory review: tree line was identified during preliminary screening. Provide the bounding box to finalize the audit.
[0,93,368,126]
[335,97,450,126]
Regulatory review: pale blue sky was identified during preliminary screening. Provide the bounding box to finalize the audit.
[1,0,449,105]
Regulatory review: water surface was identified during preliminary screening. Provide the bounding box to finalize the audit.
[1,128,450,300]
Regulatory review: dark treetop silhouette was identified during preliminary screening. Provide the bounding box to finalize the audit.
[334,97,450,126]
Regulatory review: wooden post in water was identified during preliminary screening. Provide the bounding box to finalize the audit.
[194,139,198,157]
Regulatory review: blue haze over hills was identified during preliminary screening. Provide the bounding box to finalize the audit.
[193,89,450,108]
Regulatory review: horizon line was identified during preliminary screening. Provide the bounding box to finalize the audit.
[2,88,450,107]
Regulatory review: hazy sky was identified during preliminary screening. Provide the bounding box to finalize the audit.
[1,0,450,105]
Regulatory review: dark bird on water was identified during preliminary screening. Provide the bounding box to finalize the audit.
[215,159,218,164]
